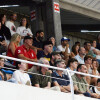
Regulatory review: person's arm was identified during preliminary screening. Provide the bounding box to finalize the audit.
[35,84,40,87]
[53,81,68,92]
[44,82,51,89]
[9,42,16,56]
[18,54,37,62]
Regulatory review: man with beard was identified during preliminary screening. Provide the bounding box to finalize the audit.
[75,47,86,64]
[33,30,44,51]
[72,64,98,98]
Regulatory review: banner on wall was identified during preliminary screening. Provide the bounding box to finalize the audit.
[30,10,36,21]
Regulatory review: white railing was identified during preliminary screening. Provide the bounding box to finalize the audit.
[0,55,99,100]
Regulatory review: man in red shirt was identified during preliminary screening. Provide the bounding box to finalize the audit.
[15,36,37,69]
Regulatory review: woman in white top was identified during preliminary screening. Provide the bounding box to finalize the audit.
[12,62,31,85]
[16,18,33,45]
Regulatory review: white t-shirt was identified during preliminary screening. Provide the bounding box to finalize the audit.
[90,86,100,95]
[16,26,33,36]
[12,70,31,85]
[16,26,33,45]
[57,45,70,53]
[6,21,16,36]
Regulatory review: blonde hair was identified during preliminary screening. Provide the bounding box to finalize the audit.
[11,33,21,42]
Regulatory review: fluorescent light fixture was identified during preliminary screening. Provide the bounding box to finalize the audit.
[0,5,19,7]
[81,30,100,33]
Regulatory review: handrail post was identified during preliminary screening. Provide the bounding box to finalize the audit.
[67,69,74,100]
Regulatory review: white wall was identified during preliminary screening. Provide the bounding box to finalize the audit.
[0,81,97,100]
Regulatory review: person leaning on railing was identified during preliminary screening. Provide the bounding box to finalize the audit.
[72,64,99,98]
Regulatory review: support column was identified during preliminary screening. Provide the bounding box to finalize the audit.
[45,0,62,46]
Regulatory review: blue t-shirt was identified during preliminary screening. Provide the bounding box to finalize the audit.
[52,71,70,86]
[37,50,51,61]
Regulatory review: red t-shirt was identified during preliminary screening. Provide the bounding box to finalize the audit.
[15,45,37,69]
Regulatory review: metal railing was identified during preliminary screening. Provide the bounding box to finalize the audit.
[0,55,99,100]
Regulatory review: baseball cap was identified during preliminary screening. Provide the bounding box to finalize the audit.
[24,36,33,40]
[61,37,70,42]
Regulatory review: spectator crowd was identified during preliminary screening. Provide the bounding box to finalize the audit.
[0,13,100,99]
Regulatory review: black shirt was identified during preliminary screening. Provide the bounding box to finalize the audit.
[33,37,43,48]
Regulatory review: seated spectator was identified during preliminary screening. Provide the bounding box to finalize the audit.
[75,47,86,64]
[57,37,70,56]
[90,59,99,85]
[7,33,21,60]
[52,59,71,93]
[84,55,93,84]
[33,30,44,51]
[50,51,62,66]
[12,61,31,85]
[90,78,100,96]
[0,22,7,55]
[32,58,60,91]
[71,44,79,57]
[6,13,17,36]
[49,37,56,51]
[96,34,100,50]
[15,36,37,69]
[37,40,53,61]
[0,58,12,81]
[0,14,11,43]
[17,17,33,45]
[49,51,62,73]
[64,58,78,76]
[72,64,98,98]
[84,42,96,58]
[75,41,80,47]
[91,40,100,63]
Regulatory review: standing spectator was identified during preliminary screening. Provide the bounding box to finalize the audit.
[33,30,44,51]
[84,42,96,58]
[7,33,21,64]
[0,14,11,42]
[6,13,17,36]
[64,58,78,76]
[52,59,71,92]
[96,34,100,50]
[17,17,33,45]
[37,40,53,61]
[75,47,86,64]
[49,37,56,51]
[15,36,37,69]
[12,61,31,85]
[72,64,98,98]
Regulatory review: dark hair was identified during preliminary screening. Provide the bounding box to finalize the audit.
[67,58,78,67]
[0,14,6,24]
[42,40,53,50]
[72,44,79,55]
[75,41,80,46]
[97,78,100,83]
[20,18,29,28]
[77,64,84,71]
[36,30,43,36]
[84,55,92,61]
[84,42,91,46]
[16,61,21,69]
